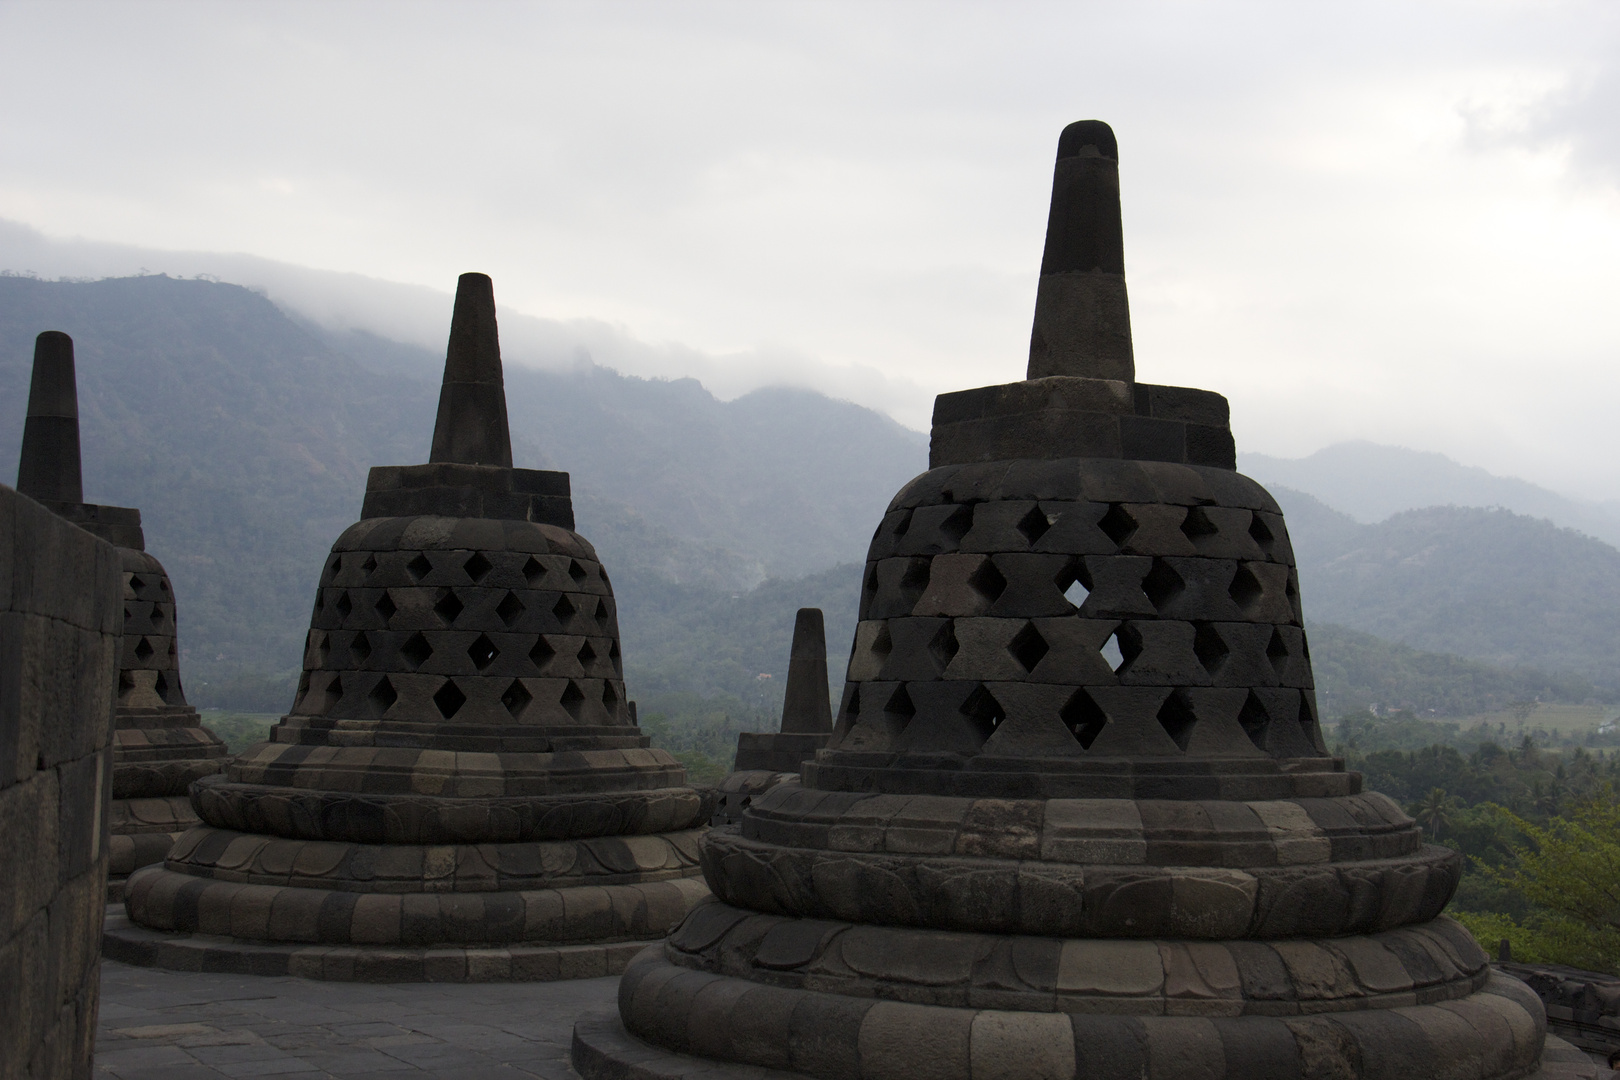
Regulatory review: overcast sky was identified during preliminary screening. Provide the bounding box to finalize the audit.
[2,2,1618,497]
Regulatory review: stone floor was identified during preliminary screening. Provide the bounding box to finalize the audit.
[94,959,614,1080]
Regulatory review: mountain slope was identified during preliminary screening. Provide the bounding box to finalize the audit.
[1271,486,1620,689]
[0,274,923,705]
[1242,442,1620,547]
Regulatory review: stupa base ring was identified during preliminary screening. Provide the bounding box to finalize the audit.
[101,909,659,983]
[573,946,1599,1080]
[570,1011,1602,1080]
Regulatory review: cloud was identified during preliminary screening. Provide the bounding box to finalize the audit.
[4,1,1620,496]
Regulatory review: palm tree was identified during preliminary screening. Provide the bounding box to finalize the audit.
[1414,787,1454,840]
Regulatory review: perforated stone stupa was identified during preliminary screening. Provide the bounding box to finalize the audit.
[113,274,709,981]
[712,607,834,825]
[14,330,227,901]
[572,123,1575,1080]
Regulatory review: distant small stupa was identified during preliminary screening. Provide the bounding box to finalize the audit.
[114,273,710,981]
[14,330,228,901]
[712,607,834,824]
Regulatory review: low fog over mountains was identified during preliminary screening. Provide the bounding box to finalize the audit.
[1,272,1615,724]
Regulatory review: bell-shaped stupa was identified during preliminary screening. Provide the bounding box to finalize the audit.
[15,330,227,901]
[114,274,710,981]
[574,123,1579,1080]
[712,607,834,825]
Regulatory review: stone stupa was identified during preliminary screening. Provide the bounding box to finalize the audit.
[573,123,1585,1080]
[712,607,834,826]
[111,273,710,981]
[15,330,228,901]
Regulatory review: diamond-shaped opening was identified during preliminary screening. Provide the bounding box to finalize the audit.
[314,590,324,613]
[149,605,165,627]
[1059,560,1092,611]
[434,589,465,625]
[1285,573,1301,619]
[940,504,974,545]
[134,637,154,661]
[927,622,959,670]
[1192,623,1229,675]
[468,633,499,671]
[463,552,493,583]
[869,623,894,667]
[1229,565,1263,612]
[496,591,525,627]
[1061,688,1109,749]
[1098,504,1138,547]
[153,671,169,700]
[1180,505,1219,544]
[559,679,586,719]
[841,685,862,728]
[960,684,1005,743]
[523,556,546,585]
[594,598,609,624]
[530,636,556,670]
[1157,690,1198,752]
[883,684,917,731]
[967,558,1008,602]
[168,640,177,658]
[126,573,143,598]
[406,554,433,582]
[568,559,588,583]
[321,674,344,713]
[118,670,135,698]
[1016,505,1052,546]
[351,631,372,662]
[602,681,619,709]
[317,633,331,664]
[1142,559,1185,611]
[1008,622,1050,673]
[553,594,576,622]
[898,558,932,605]
[123,606,132,622]
[577,640,597,667]
[891,507,914,539]
[361,554,378,576]
[375,591,398,621]
[1266,628,1290,677]
[335,591,353,619]
[433,679,467,719]
[1238,691,1270,750]
[1248,513,1276,552]
[367,675,397,717]
[400,631,433,671]
[297,671,311,695]
[1099,630,1126,673]
[501,679,533,718]
[331,555,343,576]
[157,577,169,594]
[1300,631,1311,662]
[863,563,881,607]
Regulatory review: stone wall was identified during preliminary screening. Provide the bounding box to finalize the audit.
[0,484,123,1080]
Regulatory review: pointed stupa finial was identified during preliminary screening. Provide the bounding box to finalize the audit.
[429,272,513,468]
[16,331,84,505]
[780,608,832,735]
[1026,120,1134,383]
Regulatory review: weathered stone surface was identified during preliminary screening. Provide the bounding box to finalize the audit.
[117,275,708,977]
[13,330,229,901]
[576,120,1547,1079]
[0,482,122,1080]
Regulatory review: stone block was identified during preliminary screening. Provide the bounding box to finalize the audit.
[968,1010,1076,1080]
[859,1000,972,1080]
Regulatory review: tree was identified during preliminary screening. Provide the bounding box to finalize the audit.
[1412,787,1457,839]
[1461,793,1620,974]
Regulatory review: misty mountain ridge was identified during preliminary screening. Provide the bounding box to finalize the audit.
[1241,441,1620,549]
[0,273,924,706]
[2,271,1616,729]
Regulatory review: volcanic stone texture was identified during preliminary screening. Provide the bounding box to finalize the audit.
[119,273,710,980]
[0,484,122,1080]
[576,456,1553,1080]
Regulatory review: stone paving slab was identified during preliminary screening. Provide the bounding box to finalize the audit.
[96,958,614,1079]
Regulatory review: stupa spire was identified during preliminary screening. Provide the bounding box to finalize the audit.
[779,607,832,735]
[429,272,513,468]
[1026,119,1134,382]
[16,330,85,505]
